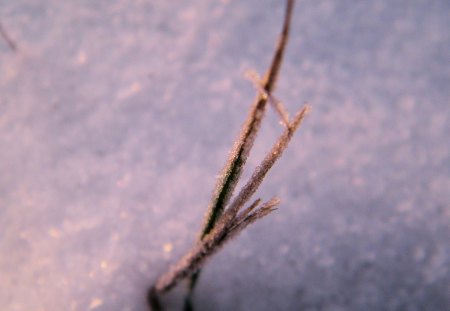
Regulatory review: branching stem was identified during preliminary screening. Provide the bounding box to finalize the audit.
[148,1,308,310]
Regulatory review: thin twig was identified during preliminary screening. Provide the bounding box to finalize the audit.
[246,69,290,127]
[181,2,297,308]
[148,1,304,310]
[200,0,295,238]
[0,22,18,52]
[263,0,295,94]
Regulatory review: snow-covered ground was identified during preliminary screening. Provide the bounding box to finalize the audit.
[1,1,449,310]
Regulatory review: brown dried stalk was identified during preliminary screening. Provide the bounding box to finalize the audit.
[200,0,295,239]
[151,198,280,295]
[148,1,308,310]
[180,2,297,308]
[150,106,308,297]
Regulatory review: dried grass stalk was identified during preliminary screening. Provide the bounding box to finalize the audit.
[148,1,308,310]
[152,198,280,294]
[200,0,295,239]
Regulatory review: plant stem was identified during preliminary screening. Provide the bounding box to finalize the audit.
[190,0,296,296]
[0,22,18,52]
[148,1,302,310]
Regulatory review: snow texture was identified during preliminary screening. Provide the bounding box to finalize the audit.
[0,0,449,310]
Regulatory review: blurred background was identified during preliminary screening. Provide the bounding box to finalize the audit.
[1,0,449,310]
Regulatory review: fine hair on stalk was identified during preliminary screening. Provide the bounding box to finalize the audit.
[148,1,310,310]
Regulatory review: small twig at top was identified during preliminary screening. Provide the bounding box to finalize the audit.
[245,69,290,127]
[0,22,18,52]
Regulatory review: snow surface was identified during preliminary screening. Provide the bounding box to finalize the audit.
[1,0,449,310]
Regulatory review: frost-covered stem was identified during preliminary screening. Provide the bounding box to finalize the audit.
[148,1,303,310]
[149,198,280,296]
[148,103,309,310]
[200,0,295,239]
